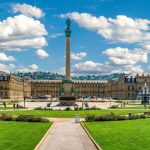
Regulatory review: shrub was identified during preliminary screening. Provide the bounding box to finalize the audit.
[0,113,13,121]
[139,114,146,119]
[16,115,42,122]
[85,114,96,122]
[65,107,71,111]
[79,107,83,110]
[18,105,24,108]
[109,105,119,109]
[34,107,53,110]
[128,114,139,120]
[95,114,128,121]
[74,106,79,110]
[41,118,49,123]
[34,107,43,110]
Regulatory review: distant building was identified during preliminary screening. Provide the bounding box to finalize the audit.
[0,71,31,99]
[103,73,150,100]
[31,80,106,98]
[0,71,150,100]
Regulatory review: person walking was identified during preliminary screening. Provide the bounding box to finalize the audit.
[16,103,19,110]
[3,102,6,109]
[13,103,16,110]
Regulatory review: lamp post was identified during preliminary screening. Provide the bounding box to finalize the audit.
[110,98,112,107]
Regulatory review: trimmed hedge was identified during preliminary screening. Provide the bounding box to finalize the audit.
[0,113,49,123]
[85,113,146,122]
[109,105,119,109]
[0,113,13,121]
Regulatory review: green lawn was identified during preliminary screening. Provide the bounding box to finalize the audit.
[0,109,149,118]
[0,107,13,110]
[118,104,150,109]
[83,119,150,150]
[0,121,52,150]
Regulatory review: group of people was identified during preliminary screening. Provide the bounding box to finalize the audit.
[13,103,20,110]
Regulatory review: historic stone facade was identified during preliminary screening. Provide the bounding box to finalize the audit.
[1,71,150,100]
[31,80,106,98]
[0,71,31,99]
[103,73,150,100]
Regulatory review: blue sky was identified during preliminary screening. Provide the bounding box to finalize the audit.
[0,0,150,75]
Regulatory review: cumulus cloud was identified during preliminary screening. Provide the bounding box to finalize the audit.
[0,64,16,73]
[55,60,144,75]
[72,61,113,74]
[71,52,87,60]
[70,61,143,75]
[0,52,16,61]
[60,12,150,43]
[0,14,47,51]
[36,49,49,59]
[103,47,147,65]
[12,3,44,18]
[18,64,39,72]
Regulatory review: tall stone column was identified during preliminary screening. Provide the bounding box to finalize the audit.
[65,18,71,81]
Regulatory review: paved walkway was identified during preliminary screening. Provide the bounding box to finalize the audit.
[37,118,97,150]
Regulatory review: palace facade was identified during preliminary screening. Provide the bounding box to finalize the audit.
[0,71,150,100]
[0,71,31,99]
[31,80,106,98]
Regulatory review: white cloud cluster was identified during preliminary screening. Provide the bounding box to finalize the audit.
[71,52,87,60]
[0,52,16,61]
[60,12,150,43]
[18,64,39,72]
[71,61,143,75]
[72,61,112,74]
[12,3,44,19]
[36,49,49,59]
[103,47,147,65]
[0,64,16,73]
[0,14,47,51]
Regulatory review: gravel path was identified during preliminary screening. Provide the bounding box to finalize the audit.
[37,118,97,150]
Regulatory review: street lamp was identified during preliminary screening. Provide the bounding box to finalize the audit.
[110,98,112,107]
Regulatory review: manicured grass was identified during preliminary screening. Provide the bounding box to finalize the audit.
[0,109,149,118]
[0,107,13,110]
[83,119,150,150]
[119,104,150,109]
[0,121,52,150]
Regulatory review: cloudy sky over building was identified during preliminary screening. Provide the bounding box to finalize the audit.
[0,0,150,75]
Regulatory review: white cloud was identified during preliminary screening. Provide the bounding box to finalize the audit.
[70,61,143,75]
[49,33,64,38]
[0,14,47,51]
[55,60,144,75]
[71,52,87,60]
[72,61,112,74]
[0,64,16,73]
[103,47,147,65]
[36,49,49,59]
[0,52,16,61]
[18,64,39,72]
[60,12,150,43]
[12,3,44,19]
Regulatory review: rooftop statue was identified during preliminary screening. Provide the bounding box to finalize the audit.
[66,17,71,29]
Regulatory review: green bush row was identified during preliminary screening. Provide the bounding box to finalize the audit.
[0,113,49,123]
[85,113,146,122]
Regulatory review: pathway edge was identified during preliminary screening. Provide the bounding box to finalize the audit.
[34,122,55,150]
[80,122,102,150]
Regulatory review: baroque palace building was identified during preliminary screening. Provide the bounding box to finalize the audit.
[31,80,106,98]
[0,71,150,100]
[0,71,31,99]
